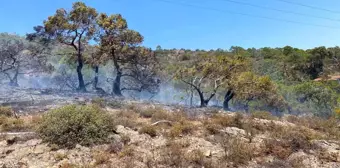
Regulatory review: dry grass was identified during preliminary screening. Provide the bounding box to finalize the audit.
[251,111,277,120]
[139,125,158,137]
[168,121,195,138]
[54,152,67,161]
[286,116,340,140]
[119,146,135,158]
[112,110,139,129]
[0,106,13,117]
[93,151,111,165]
[107,141,124,154]
[1,117,29,132]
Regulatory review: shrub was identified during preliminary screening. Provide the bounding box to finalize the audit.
[55,152,67,161]
[107,100,123,108]
[251,111,277,120]
[93,152,111,165]
[264,139,293,159]
[121,134,131,145]
[151,110,187,123]
[91,98,106,108]
[1,118,28,132]
[119,146,134,158]
[169,122,194,138]
[37,105,115,148]
[225,138,254,165]
[139,125,158,137]
[204,123,221,135]
[0,106,13,117]
[139,109,155,118]
[107,141,123,154]
[208,113,244,129]
[112,110,138,129]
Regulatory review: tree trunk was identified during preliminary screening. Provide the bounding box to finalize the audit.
[111,49,123,96]
[93,66,99,89]
[112,70,122,96]
[8,67,19,87]
[77,55,86,92]
[198,91,208,107]
[223,90,234,111]
[9,78,19,87]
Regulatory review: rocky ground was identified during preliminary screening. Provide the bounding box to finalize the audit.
[0,87,339,168]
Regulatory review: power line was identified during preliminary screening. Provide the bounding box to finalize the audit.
[275,0,340,14]
[150,0,340,29]
[218,0,340,22]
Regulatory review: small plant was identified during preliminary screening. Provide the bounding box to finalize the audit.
[225,138,254,165]
[264,139,293,159]
[37,105,115,148]
[93,152,111,165]
[139,109,155,118]
[251,111,277,120]
[119,146,134,158]
[169,122,194,138]
[55,152,67,161]
[204,123,221,135]
[91,97,106,108]
[139,125,158,137]
[107,141,123,154]
[112,110,138,129]
[0,106,13,117]
[107,100,123,108]
[121,134,131,145]
[59,162,78,168]
[208,113,244,129]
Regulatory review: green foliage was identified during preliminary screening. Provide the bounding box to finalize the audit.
[37,105,114,148]
[293,82,338,117]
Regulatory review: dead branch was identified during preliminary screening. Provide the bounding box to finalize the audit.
[151,120,173,126]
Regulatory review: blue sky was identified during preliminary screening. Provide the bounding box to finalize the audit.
[0,0,340,50]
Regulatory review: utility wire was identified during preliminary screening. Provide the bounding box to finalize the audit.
[218,0,340,22]
[150,0,340,29]
[275,0,340,14]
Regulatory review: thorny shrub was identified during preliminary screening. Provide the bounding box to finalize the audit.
[37,105,115,148]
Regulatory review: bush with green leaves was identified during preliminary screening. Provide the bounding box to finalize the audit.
[37,105,115,148]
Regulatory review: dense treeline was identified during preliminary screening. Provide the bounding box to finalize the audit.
[0,2,340,118]
[156,46,340,118]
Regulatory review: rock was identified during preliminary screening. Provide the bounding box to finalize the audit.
[6,136,17,145]
[108,134,122,143]
[312,140,340,162]
[288,151,320,168]
[221,127,247,137]
[204,150,211,157]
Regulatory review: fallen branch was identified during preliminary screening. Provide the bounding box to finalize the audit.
[0,132,36,136]
[151,120,173,126]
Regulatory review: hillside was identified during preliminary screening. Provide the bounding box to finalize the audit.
[0,95,339,168]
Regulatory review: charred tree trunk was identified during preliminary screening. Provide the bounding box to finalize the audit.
[112,70,122,96]
[198,91,207,107]
[223,90,234,111]
[111,49,123,96]
[8,67,19,87]
[77,57,86,92]
[75,33,86,92]
[93,66,99,89]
